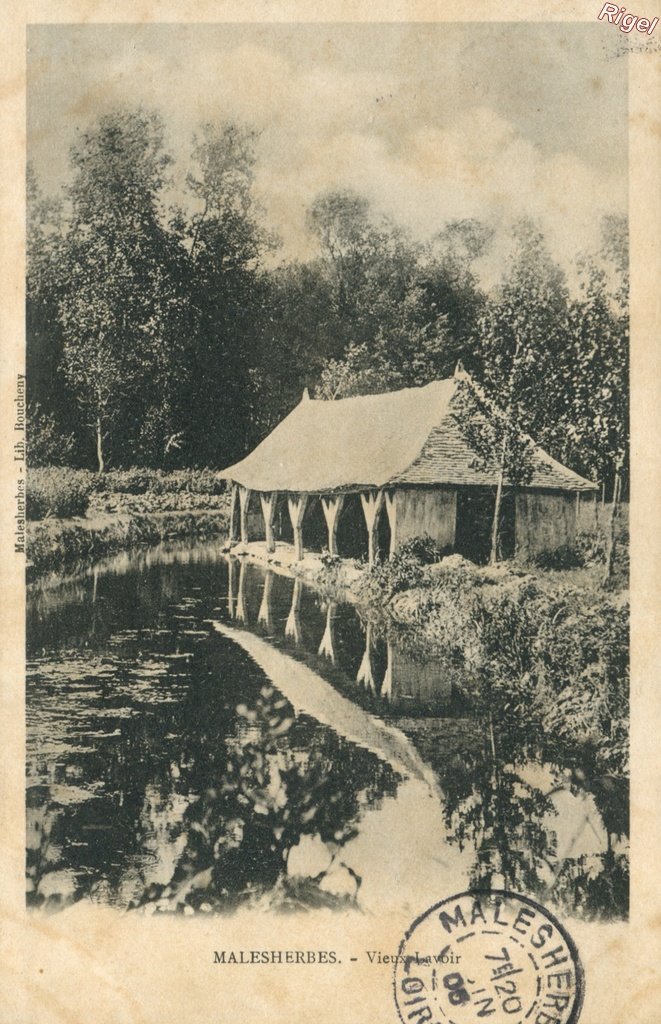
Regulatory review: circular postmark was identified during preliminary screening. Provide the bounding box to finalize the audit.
[393,890,583,1024]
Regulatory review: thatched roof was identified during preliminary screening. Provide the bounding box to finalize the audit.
[220,377,597,494]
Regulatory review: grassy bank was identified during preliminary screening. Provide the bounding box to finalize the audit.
[350,525,629,782]
[27,467,230,577]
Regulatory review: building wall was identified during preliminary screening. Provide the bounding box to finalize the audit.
[391,487,457,551]
[515,491,576,559]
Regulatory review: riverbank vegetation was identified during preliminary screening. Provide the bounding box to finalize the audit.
[27,467,229,576]
[356,524,628,779]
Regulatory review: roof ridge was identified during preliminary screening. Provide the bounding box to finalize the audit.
[306,377,452,404]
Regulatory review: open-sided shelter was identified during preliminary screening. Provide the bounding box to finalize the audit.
[220,371,597,565]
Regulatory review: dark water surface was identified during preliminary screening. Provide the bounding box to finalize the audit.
[26,539,628,919]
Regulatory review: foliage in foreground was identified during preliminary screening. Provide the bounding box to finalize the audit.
[363,539,629,781]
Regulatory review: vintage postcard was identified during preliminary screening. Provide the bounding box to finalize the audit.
[1,2,660,1022]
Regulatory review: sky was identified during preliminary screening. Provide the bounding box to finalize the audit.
[27,22,628,282]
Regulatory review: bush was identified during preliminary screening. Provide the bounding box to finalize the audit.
[96,467,226,495]
[360,534,450,602]
[27,467,94,520]
[532,544,585,570]
[397,534,448,565]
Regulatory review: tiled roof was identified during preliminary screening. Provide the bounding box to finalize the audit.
[221,376,597,494]
[394,416,597,492]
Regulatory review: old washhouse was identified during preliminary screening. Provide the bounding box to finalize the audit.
[220,371,597,565]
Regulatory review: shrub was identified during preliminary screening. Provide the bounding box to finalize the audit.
[96,467,226,496]
[397,534,448,565]
[27,467,94,520]
[532,544,585,570]
[360,534,450,601]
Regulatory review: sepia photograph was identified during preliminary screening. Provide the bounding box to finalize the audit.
[5,5,657,1022]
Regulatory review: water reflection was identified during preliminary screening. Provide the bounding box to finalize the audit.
[26,539,628,920]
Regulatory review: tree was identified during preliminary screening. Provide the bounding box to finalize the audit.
[247,261,338,437]
[310,205,494,401]
[422,218,492,369]
[26,165,77,446]
[454,220,571,563]
[568,215,628,582]
[307,189,423,346]
[59,287,127,473]
[309,190,462,399]
[182,121,277,465]
[315,292,450,400]
[57,108,187,470]
[306,190,377,318]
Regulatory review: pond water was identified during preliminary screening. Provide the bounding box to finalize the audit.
[26,539,628,921]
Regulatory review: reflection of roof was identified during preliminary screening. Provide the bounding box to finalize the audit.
[221,377,597,494]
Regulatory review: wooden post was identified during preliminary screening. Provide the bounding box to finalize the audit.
[258,570,275,633]
[575,490,580,526]
[229,483,240,543]
[260,491,278,554]
[384,491,397,557]
[285,578,303,644]
[320,494,345,556]
[360,490,384,565]
[318,602,337,663]
[287,493,309,561]
[238,486,252,545]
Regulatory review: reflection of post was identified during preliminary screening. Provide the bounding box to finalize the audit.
[318,602,338,663]
[236,561,248,623]
[227,558,238,618]
[260,491,278,554]
[238,486,251,544]
[356,622,376,693]
[384,491,397,557]
[381,640,393,701]
[229,483,240,543]
[285,577,303,644]
[321,494,345,556]
[361,490,384,565]
[258,570,275,633]
[288,494,309,561]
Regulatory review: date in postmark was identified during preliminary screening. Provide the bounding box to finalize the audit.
[393,890,583,1024]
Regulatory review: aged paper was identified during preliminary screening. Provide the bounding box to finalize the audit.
[1,2,660,1022]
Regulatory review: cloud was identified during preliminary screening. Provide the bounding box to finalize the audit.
[252,102,625,285]
[28,28,627,286]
